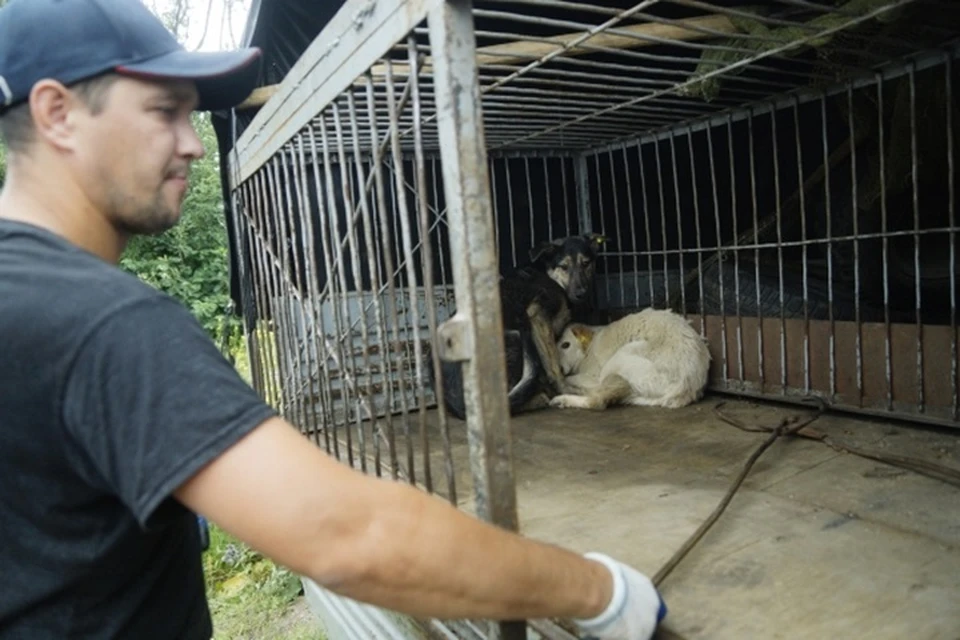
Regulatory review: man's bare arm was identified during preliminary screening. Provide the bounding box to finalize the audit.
[173,416,613,622]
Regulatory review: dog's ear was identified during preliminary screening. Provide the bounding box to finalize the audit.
[529,239,563,264]
[583,233,608,251]
[570,324,594,349]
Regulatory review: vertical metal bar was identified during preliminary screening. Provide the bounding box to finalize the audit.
[947,56,957,421]
[427,11,523,640]
[543,157,554,241]
[408,32,445,496]
[847,86,864,409]
[654,140,670,308]
[798,96,812,397]
[279,145,316,438]
[909,63,924,413]
[621,143,641,310]
[368,63,408,480]
[706,125,729,381]
[747,108,765,390]
[525,156,535,251]
[432,156,451,288]
[347,88,399,477]
[668,132,686,314]
[685,128,706,338]
[294,130,334,454]
[313,111,350,460]
[878,73,893,411]
[385,63,423,489]
[592,153,610,303]
[506,158,519,267]
[727,115,744,383]
[815,94,832,400]
[560,156,572,236]
[284,136,323,446]
[322,108,360,466]
[489,158,502,265]
[607,149,625,308]
[264,159,302,426]
[771,105,788,395]
[337,137,374,468]
[576,153,593,234]
[638,144,655,307]
[249,175,282,411]
[241,179,276,407]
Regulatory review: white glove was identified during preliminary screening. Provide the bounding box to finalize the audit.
[573,553,667,640]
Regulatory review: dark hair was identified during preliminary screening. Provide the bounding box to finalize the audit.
[0,72,119,154]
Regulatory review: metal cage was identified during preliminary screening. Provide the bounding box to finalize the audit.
[224,1,960,637]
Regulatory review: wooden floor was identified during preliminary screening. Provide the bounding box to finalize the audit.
[327,394,960,640]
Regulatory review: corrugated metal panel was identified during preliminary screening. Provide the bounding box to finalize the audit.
[277,285,456,425]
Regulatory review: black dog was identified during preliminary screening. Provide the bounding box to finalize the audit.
[430,233,605,420]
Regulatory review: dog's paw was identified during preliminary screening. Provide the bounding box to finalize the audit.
[550,394,593,410]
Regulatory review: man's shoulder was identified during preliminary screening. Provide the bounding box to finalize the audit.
[0,219,190,341]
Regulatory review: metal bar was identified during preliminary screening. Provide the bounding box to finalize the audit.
[427,14,523,640]
[669,131,686,315]
[621,143,641,309]
[364,68,410,481]
[798,97,811,396]
[654,140,669,307]
[847,85,864,410]
[747,108,765,390]
[543,157,554,240]
[878,74,893,411]
[385,61,424,489]
[705,124,728,381]
[909,63,924,413]
[771,106,788,395]
[638,143,655,307]
[506,156,519,267]
[292,130,335,454]
[819,93,835,401]
[607,149,625,305]
[525,157,535,255]
[593,151,610,303]
[948,56,958,421]
[408,33,443,496]
[723,115,742,382]
[685,126,707,338]
[575,153,592,235]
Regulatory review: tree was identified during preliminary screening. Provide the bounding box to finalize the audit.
[118,111,242,355]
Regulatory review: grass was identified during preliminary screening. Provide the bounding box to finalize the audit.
[202,521,327,640]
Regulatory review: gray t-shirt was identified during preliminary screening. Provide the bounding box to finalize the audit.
[0,219,278,638]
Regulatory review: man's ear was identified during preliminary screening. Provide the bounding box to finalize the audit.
[529,239,563,264]
[28,79,81,153]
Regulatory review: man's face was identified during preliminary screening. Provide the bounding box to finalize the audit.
[73,75,204,236]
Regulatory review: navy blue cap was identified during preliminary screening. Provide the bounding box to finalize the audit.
[0,0,262,113]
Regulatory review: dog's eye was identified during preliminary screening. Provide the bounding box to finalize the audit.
[560,341,570,349]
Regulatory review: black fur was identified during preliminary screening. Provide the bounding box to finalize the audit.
[430,233,605,420]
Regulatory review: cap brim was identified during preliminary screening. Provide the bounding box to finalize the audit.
[116,48,262,112]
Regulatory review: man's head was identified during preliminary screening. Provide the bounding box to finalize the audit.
[0,0,261,236]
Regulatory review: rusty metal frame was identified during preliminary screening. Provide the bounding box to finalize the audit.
[427,1,524,637]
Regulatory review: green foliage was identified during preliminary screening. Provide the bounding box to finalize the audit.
[204,522,325,640]
[118,112,244,355]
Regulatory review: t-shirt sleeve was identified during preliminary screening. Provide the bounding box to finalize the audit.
[61,295,279,529]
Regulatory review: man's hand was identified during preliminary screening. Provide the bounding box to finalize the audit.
[574,553,667,640]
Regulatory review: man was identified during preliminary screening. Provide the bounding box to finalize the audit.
[0,0,667,638]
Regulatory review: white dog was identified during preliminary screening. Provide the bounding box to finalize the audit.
[550,308,711,411]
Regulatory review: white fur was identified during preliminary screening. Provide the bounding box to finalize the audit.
[552,308,711,410]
